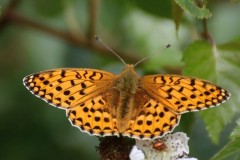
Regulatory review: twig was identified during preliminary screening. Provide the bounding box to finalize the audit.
[87,0,98,46]
[194,0,214,44]
[0,1,182,72]
[0,0,20,28]
[201,18,214,45]
[1,10,139,63]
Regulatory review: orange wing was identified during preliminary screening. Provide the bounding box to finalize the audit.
[123,98,180,140]
[67,95,119,137]
[139,74,230,113]
[23,68,116,109]
[24,69,231,140]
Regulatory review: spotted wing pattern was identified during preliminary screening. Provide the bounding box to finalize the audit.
[24,68,119,137]
[67,95,119,137]
[140,75,230,114]
[23,68,231,140]
[23,68,116,109]
[123,99,180,140]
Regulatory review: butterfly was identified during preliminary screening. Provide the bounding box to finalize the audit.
[23,64,230,140]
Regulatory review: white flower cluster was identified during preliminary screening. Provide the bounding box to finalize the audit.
[129,132,198,160]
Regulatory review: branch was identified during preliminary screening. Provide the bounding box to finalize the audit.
[0,2,181,73]
[1,10,139,64]
[0,0,20,28]
[194,0,214,44]
[201,18,214,45]
[87,0,99,45]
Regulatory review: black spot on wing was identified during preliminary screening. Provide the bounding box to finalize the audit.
[61,71,66,77]
[83,71,88,79]
[89,72,96,80]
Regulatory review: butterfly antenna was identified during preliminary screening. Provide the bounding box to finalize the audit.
[95,35,127,66]
[133,44,171,67]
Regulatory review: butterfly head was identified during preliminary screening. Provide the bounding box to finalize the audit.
[122,64,134,70]
[121,64,138,78]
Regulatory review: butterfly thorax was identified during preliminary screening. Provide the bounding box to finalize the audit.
[116,65,139,94]
[114,64,141,132]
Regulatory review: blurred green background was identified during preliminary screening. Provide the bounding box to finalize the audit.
[0,0,240,160]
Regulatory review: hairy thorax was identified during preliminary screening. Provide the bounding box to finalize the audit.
[114,65,141,133]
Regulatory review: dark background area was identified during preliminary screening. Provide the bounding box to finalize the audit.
[0,0,240,160]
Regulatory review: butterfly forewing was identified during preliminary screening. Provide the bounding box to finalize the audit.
[23,68,116,109]
[139,75,230,113]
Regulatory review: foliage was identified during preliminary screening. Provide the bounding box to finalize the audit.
[0,0,240,160]
[176,0,212,19]
[211,119,240,160]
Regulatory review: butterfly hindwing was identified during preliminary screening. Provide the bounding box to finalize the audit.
[67,95,119,137]
[123,98,180,140]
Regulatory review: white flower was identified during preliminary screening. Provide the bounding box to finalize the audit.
[130,132,198,160]
[129,145,145,160]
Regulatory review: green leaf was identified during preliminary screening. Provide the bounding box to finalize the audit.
[231,0,240,3]
[175,0,212,19]
[132,0,172,18]
[211,120,240,160]
[182,40,240,143]
[182,41,216,80]
[211,138,240,160]
[30,0,65,17]
[230,119,240,140]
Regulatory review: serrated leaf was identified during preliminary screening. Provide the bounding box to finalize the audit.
[175,0,212,19]
[182,41,240,143]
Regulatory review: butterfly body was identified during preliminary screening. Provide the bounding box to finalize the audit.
[111,64,141,133]
[23,64,230,140]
